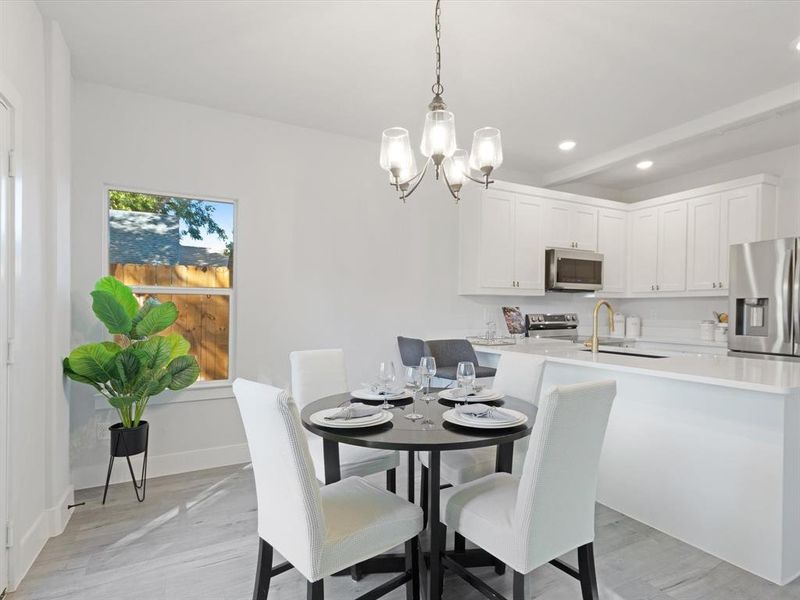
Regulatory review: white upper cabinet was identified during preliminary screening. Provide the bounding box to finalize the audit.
[629,208,659,292]
[657,203,688,292]
[544,200,598,250]
[478,190,515,289]
[719,185,774,289]
[513,196,545,291]
[597,209,627,293]
[687,194,722,291]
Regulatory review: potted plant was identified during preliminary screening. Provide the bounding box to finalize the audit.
[63,276,200,502]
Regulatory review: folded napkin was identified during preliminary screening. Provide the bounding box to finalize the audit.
[326,403,383,421]
[455,403,518,423]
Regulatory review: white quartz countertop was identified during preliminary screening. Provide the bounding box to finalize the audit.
[473,339,800,394]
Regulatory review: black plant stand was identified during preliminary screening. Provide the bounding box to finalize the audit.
[102,421,149,504]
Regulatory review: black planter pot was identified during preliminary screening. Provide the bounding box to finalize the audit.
[110,421,149,457]
[103,421,149,505]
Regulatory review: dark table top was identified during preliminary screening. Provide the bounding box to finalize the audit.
[300,391,537,452]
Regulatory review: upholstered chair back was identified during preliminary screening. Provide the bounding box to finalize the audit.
[233,378,325,579]
[492,353,545,406]
[426,339,480,368]
[290,349,349,409]
[514,380,616,570]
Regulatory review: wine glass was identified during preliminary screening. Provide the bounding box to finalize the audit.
[419,356,437,425]
[404,366,424,421]
[456,361,476,405]
[377,361,396,410]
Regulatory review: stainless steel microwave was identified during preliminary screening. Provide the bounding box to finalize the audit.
[545,248,604,291]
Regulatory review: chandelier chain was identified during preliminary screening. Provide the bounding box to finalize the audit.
[432,0,443,96]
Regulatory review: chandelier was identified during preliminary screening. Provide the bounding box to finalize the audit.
[379,0,503,203]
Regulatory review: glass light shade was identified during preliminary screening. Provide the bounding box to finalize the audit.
[443,149,469,188]
[395,151,418,184]
[380,128,414,178]
[420,111,456,160]
[469,127,503,173]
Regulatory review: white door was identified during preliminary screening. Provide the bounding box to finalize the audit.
[597,209,626,292]
[629,208,659,292]
[719,186,760,289]
[543,200,574,249]
[0,100,10,597]
[514,196,544,291]
[686,194,721,291]
[657,202,688,292]
[572,205,599,251]
[479,190,515,289]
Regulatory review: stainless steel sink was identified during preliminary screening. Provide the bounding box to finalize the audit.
[581,349,666,359]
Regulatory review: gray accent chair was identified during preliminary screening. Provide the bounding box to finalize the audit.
[397,336,429,368]
[425,339,497,380]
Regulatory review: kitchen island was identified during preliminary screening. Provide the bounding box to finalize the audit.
[474,339,800,585]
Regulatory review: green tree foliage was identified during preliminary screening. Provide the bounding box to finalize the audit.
[64,277,200,428]
[109,190,229,247]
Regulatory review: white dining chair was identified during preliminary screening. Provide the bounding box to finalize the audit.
[233,378,423,600]
[419,354,545,513]
[438,380,617,600]
[290,349,401,487]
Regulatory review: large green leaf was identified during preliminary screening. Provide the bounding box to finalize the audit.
[91,290,133,335]
[68,343,120,382]
[147,371,173,396]
[166,355,200,390]
[94,276,139,319]
[107,396,136,410]
[133,301,178,337]
[138,337,172,370]
[164,333,191,360]
[114,349,142,386]
[63,357,103,391]
[129,299,156,340]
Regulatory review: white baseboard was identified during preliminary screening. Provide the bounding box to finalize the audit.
[8,484,73,591]
[72,443,251,491]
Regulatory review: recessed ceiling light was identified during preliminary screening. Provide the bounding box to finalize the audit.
[636,160,654,170]
[558,140,577,152]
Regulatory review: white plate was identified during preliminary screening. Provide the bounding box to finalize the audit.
[310,408,394,429]
[442,408,527,429]
[351,389,412,401]
[438,388,504,402]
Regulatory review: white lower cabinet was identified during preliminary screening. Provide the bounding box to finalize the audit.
[597,209,627,292]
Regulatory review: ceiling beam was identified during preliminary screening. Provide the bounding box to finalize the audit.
[540,83,800,187]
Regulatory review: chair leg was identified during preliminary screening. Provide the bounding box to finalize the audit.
[577,543,599,600]
[349,563,363,582]
[307,578,324,600]
[420,465,429,528]
[513,570,530,600]
[253,538,273,600]
[405,537,420,600]
[494,556,506,575]
[454,532,466,553]
[386,468,397,493]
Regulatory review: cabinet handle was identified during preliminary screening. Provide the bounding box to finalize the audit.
[656,284,660,290]
[651,284,655,291]
[712,282,717,288]
[719,281,724,288]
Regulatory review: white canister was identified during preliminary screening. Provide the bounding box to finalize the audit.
[700,320,716,342]
[625,315,641,339]
[715,322,729,343]
[612,313,626,338]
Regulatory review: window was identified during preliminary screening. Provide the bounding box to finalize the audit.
[107,189,235,383]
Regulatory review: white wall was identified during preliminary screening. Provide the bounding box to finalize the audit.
[69,81,541,488]
[621,145,800,237]
[0,0,73,590]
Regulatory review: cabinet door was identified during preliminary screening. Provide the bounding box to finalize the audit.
[686,194,721,291]
[597,209,627,292]
[719,186,760,289]
[544,200,574,249]
[573,205,599,251]
[657,202,688,292]
[479,190,515,289]
[514,197,545,290]
[629,208,659,292]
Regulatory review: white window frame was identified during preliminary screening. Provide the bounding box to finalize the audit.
[99,184,237,405]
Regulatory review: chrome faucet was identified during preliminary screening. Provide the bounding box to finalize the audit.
[585,300,615,353]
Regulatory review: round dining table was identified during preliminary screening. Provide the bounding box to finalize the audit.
[300,391,537,600]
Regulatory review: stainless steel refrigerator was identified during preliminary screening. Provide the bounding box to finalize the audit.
[728,237,800,359]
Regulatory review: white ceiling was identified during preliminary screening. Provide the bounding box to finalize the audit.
[38,0,800,190]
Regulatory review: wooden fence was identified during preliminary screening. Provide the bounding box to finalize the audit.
[111,263,231,381]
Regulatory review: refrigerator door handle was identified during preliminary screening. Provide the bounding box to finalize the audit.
[794,240,800,356]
